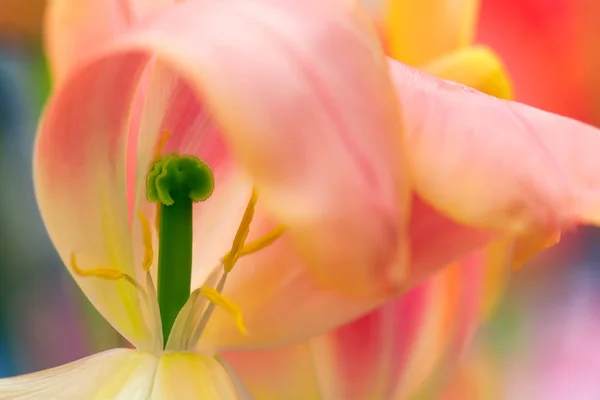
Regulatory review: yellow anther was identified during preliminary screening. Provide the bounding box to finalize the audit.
[222,189,258,272]
[152,130,171,231]
[70,253,140,289]
[239,226,285,257]
[138,212,154,271]
[153,129,171,163]
[200,286,247,335]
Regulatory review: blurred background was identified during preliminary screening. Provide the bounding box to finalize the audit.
[0,0,599,398]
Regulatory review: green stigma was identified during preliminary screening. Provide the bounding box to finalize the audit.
[147,153,214,205]
[146,153,214,346]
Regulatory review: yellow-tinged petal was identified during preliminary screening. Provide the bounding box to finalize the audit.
[386,0,479,65]
[0,349,158,399]
[423,46,513,100]
[150,353,244,399]
[513,230,561,269]
[481,232,559,321]
[35,58,156,349]
[480,239,513,319]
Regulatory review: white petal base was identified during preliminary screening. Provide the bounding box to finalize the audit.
[0,349,245,399]
[0,349,158,399]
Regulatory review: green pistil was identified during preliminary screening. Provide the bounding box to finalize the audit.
[146,153,214,346]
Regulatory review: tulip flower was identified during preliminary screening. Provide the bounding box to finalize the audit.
[3,0,600,398]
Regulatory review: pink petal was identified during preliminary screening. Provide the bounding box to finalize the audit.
[311,253,483,399]
[390,59,600,236]
[44,0,173,82]
[408,194,493,286]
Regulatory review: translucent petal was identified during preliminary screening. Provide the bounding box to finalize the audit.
[35,57,157,349]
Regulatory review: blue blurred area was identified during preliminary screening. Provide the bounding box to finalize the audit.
[0,42,122,376]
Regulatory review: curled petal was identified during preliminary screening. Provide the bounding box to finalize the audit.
[390,59,600,238]
[45,0,174,82]
[0,349,157,399]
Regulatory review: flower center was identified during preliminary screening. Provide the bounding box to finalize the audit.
[69,131,284,350]
[146,152,214,344]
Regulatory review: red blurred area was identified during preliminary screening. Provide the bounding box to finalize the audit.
[477,0,588,121]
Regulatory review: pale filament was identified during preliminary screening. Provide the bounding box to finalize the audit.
[191,190,285,342]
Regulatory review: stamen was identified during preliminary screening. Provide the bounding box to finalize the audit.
[200,286,247,335]
[238,226,285,257]
[70,253,142,290]
[138,212,154,271]
[153,130,171,164]
[222,190,258,272]
[152,130,171,231]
